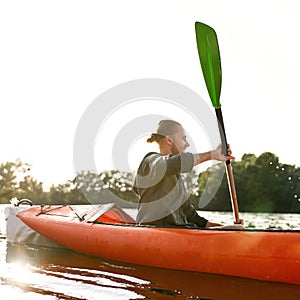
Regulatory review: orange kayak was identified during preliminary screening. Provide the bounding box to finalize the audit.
[17,204,300,286]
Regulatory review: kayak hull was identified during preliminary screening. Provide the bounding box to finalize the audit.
[17,205,300,285]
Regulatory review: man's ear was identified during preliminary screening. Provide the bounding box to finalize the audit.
[165,136,173,146]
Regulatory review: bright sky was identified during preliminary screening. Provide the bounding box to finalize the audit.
[1,0,299,189]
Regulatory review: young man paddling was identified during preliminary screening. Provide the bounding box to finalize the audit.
[133,119,235,228]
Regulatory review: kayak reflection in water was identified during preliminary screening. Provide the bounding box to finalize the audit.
[133,119,235,228]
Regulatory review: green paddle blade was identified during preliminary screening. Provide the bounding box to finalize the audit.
[195,22,222,109]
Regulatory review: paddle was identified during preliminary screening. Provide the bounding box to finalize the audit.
[195,22,241,224]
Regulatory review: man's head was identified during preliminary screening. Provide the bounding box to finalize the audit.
[147,120,190,155]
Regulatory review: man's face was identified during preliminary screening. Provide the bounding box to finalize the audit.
[169,126,190,154]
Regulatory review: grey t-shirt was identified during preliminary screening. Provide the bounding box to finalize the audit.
[133,152,208,228]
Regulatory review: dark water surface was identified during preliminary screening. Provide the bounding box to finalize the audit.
[2,239,300,300]
[1,205,300,299]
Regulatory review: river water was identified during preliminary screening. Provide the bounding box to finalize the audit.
[1,204,300,299]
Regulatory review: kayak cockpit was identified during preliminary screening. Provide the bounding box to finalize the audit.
[28,203,136,225]
[83,203,135,225]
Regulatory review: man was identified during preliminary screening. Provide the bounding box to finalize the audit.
[133,119,235,228]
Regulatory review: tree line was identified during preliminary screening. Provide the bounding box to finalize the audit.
[0,152,299,213]
[194,152,300,213]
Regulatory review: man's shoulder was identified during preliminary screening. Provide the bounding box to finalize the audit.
[143,152,161,160]
[138,152,165,171]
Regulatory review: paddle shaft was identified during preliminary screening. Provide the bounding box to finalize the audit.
[195,21,241,224]
[215,108,240,224]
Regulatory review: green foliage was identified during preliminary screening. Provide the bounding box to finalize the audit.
[195,152,300,213]
[0,159,45,204]
[47,180,87,205]
[71,170,137,206]
[0,160,138,206]
[193,163,231,211]
[0,153,299,212]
